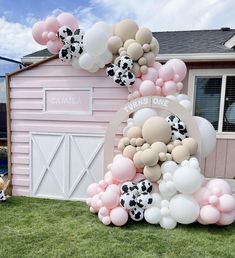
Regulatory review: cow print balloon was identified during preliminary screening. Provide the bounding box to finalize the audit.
[120,192,136,209]
[106,64,119,77]
[70,42,83,58]
[58,26,73,43]
[166,115,188,141]
[136,193,153,209]
[136,179,153,194]
[118,56,133,71]
[59,45,72,62]
[121,71,135,87]
[120,182,138,195]
[129,207,144,221]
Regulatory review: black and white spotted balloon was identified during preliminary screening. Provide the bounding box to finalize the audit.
[166,115,188,141]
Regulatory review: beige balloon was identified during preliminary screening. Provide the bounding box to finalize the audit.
[107,36,123,54]
[135,28,152,45]
[150,37,160,55]
[167,143,174,153]
[130,138,137,146]
[122,137,130,146]
[141,143,150,150]
[140,65,148,74]
[123,145,136,159]
[127,126,142,139]
[136,137,145,146]
[143,164,162,182]
[142,44,151,53]
[115,19,139,42]
[127,42,144,61]
[133,151,144,169]
[171,145,190,164]
[124,39,136,50]
[132,62,141,77]
[182,138,198,155]
[138,57,147,66]
[142,117,171,144]
[159,152,167,162]
[141,148,158,167]
[118,141,125,151]
[143,52,155,66]
[151,142,167,154]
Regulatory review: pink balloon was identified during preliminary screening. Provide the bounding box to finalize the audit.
[208,195,219,205]
[152,182,159,193]
[142,67,158,82]
[106,184,121,195]
[217,194,235,213]
[57,12,78,31]
[32,21,48,45]
[110,207,128,226]
[91,194,102,212]
[99,206,109,217]
[176,82,183,92]
[132,173,146,184]
[155,78,164,87]
[132,78,142,92]
[217,210,235,225]
[155,86,161,95]
[166,59,187,81]
[173,74,180,83]
[47,32,57,41]
[200,205,220,224]
[139,80,156,96]
[104,171,113,185]
[162,81,177,96]
[132,90,141,99]
[194,187,211,206]
[87,183,102,197]
[45,17,60,33]
[102,216,111,225]
[101,190,119,209]
[42,31,48,40]
[128,94,134,101]
[111,156,136,182]
[47,39,63,54]
[99,180,108,190]
[158,64,174,81]
[152,62,162,71]
[197,215,209,225]
[206,179,232,195]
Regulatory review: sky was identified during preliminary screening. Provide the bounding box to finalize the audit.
[0,0,235,60]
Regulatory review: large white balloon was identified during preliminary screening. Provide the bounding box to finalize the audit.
[173,166,202,194]
[169,194,200,224]
[194,116,216,157]
[161,161,178,175]
[160,216,177,229]
[133,108,158,127]
[79,53,94,70]
[144,206,161,224]
[93,22,113,38]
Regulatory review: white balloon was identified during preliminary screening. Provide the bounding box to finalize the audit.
[159,181,177,198]
[89,64,99,73]
[100,50,113,64]
[161,161,178,175]
[71,58,80,69]
[133,108,158,127]
[79,53,94,70]
[169,194,200,224]
[144,206,161,224]
[179,99,192,112]
[166,95,177,102]
[160,216,177,229]
[151,193,162,207]
[83,29,108,56]
[176,94,189,102]
[194,116,216,157]
[173,166,202,194]
[93,21,113,38]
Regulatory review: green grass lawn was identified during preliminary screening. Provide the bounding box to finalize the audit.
[0,197,234,258]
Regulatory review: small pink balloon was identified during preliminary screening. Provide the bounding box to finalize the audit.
[208,195,219,205]
[32,21,48,45]
[142,67,158,82]
[197,215,209,225]
[212,187,222,197]
[200,205,220,224]
[57,12,78,31]
[194,187,211,206]
[217,210,235,225]
[152,182,159,193]
[45,17,60,33]
[173,74,180,82]
[102,216,111,225]
[47,39,63,54]
[132,90,141,99]
[106,184,121,195]
[99,206,110,217]
[158,64,174,81]
[176,82,183,92]
[47,31,57,41]
[42,31,48,40]
[110,207,128,226]
[90,206,96,213]
[155,78,164,87]
[104,171,113,185]
[155,86,161,95]
[101,190,119,209]
[111,156,136,182]
[99,180,108,190]
[139,80,156,96]
[162,81,177,96]
[217,194,235,213]
[128,94,134,101]
[152,62,162,71]
[166,59,187,81]
[132,78,142,92]
[87,183,101,197]
[91,194,102,212]
[206,179,232,195]
[132,173,146,184]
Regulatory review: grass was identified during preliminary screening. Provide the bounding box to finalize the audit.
[0,197,235,258]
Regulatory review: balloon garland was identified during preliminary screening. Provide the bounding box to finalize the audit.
[32,14,235,228]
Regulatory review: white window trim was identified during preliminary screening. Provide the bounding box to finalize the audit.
[188,68,235,139]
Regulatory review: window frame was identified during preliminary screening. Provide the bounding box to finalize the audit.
[188,68,235,139]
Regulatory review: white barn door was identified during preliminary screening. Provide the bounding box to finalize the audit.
[30,133,104,200]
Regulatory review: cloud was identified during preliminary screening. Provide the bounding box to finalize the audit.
[0,17,43,60]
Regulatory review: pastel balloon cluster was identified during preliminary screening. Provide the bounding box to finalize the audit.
[195,179,235,225]
[128,59,187,100]
[32,13,78,54]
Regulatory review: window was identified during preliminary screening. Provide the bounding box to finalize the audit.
[189,69,235,137]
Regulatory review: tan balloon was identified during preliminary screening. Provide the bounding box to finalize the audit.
[127,42,144,61]
[142,117,171,144]
[114,56,121,64]
[120,50,127,57]
[167,143,174,153]
[115,19,139,42]
[151,142,167,154]
[122,137,130,146]
[140,65,148,74]
[166,153,172,161]
[107,36,123,54]
[173,140,182,147]
[150,37,160,55]
[124,39,136,50]
[135,28,152,45]
[132,62,141,77]
[133,151,144,169]
[171,145,190,164]
[143,52,155,66]
[141,148,158,167]
[123,145,136,159]
[141,143,150,151]
[127,126,142,139]
[159,152,167,162]
[130,138,137,146]
[118,141,125,151]
[118,47,125,54]
[138,57,147,66]
[142,44,151,53]
[112,54,118,63]
[144,164,162,182]
[136,137,145,146]
[182,138,198,155]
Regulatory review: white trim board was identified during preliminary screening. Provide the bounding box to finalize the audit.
[188,68,235,139]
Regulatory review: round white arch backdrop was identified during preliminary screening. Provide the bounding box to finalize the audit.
[103,96,201,174]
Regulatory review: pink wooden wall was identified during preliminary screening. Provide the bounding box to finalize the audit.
[9,59,128,196]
